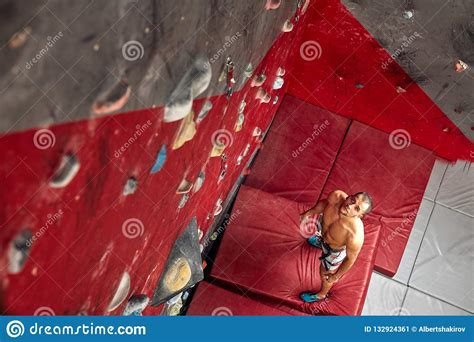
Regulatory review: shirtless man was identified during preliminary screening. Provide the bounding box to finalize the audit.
[299,190,373,302]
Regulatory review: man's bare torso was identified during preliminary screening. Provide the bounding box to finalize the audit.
[320,191,364,250]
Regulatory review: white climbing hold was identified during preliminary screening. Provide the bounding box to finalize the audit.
[273,76,284,90]
[107,271,131,312]
[164,56,212,122]
[282,20,294,32]
[256,88,271,103]
[50,154,80,188]
[196,100,212,123]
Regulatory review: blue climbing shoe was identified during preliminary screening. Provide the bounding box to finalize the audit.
[300,292,326,303]
[307,235,322,249]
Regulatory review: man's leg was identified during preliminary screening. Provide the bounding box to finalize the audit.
[300,263,335,302]
[317,263,335,298]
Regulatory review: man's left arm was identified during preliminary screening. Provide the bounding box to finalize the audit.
[328,238,363,283]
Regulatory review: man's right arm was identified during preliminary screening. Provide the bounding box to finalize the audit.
[300,190,344,218]
[301,199,328,217]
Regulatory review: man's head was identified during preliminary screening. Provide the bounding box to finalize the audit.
[340,192,373,218]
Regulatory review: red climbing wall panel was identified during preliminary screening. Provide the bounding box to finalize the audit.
[288,0,473,162]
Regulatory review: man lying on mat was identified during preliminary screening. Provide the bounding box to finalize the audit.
[299,190,373,302]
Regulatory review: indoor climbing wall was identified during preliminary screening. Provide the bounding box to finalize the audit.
[0,0,310,315]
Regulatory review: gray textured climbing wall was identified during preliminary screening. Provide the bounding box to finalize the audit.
[342,0,474,140]
[0,0,296,133]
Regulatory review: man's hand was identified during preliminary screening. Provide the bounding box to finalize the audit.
[326,274,341,284]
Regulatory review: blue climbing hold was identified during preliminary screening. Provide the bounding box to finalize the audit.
[151,144,166,174]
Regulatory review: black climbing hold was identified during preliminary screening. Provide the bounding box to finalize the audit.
[50,154,80,188]
[8,229,33,274]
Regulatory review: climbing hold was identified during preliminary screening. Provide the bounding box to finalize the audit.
[92,79,131,115]
[210,141,226,157]
[402,10,414,20]
[122,295,149,316]
[455,60,468,73]
[178,193,189,209]
[276,67,285,76]
[196,100,212,123]
[163,257,192,292]
[50,154,80,188]
[273,76,284,90]
[8,229,33,274]
[163,294,183,316]
[123,177,138,196]
[218,164,228,183]
[442,127,450,133]
[251,74,266,87]
[234,112,245,132]
[256,88,271,103]
[355,83,364,89]
[282,20,294,32]
[265,0,281,10]
[193,171,205,193]
[198,228,204,241]
[172,111,196,150]
[9,26,32,49]
[176,178,193,194]
[236,155,244,165]
[150,144,166,174]
[164,55,212,122]
[214,198,223,216]
[253,127,262,137]
[242,143,251,157]
[224,57,236,98]
[396,86,407,93]
[107,271,131,312]
[273,96,279,105]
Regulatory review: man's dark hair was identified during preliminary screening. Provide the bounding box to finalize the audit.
[355,192,373,215]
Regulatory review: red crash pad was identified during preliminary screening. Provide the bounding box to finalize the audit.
[320,121,436,277]
[187,281,307,316]
[209,185,380,315]
[244,95,350,206]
